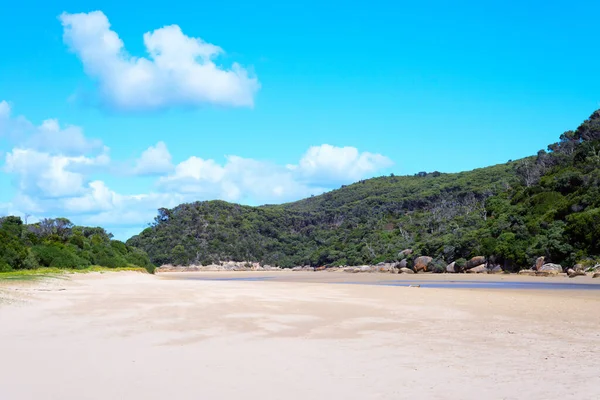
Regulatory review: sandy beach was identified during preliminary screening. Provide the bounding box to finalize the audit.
[1,271,599,400]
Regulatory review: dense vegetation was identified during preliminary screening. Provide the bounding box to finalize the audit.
[128,110,600,271]
[0,217,154,273]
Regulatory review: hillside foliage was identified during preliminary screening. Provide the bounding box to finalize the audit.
[128,110,600,270]
[0,217,154,273]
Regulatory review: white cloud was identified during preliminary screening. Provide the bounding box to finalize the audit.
[1,101,393,240]
[158,145,392,204]
[60,11,260,111]
[158,155,320,204]
[4,148,110,199]
[27,118,104,156]
[287,144,393,184]
[133,141,173,175]
[0,100,104,155]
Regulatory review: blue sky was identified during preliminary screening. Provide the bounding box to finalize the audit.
[1,1,599,239]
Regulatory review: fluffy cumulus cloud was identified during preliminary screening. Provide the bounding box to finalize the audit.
[158,145,393,205]
[158,155,320,204]
[0,101,105,155]
[288,144,394,184]
[133,141,173,175]
[27,119,105,156]
[4,149,109,199]
[1,101,393,239]
[60,11,260,111]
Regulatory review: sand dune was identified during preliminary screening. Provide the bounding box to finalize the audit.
[1,272,599,399]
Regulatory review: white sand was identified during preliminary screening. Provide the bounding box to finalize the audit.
[1,272,599,400]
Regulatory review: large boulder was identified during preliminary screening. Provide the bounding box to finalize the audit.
[567,269,586,278]
[375,263,396,273]
[400,267,415,274]
[534,256,545,271]
[446,262,457,273]
[466,265,487,274]
[489,265,504,274]
[593,272,600,279]
[539,263,563,274]
[414,256,432,272]
[466,256,486,269]
[398,259,408,269]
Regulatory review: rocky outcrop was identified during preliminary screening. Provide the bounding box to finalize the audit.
[414,256,432,272]
[155,259,592,277]
[573,264,584,272]
[593,272,600,279]
[466,256,486,269]
[567,269,586,278]
[156,262,283,273]
[534,256,545,271]
[466,265,487,274]
[539,263,563,274]
[341,264,398,273]
[292,265,314,272]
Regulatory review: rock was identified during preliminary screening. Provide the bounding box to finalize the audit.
[466,256,486,269]
[344,265,376,273]
[446,262,457,273]
[518,269,537,276]
[292,265,313,272]
[534,256,545,271]
[466,265,487,274]
[377,263,397,273]
[573,264,584,272]
[567,269,586,278]
[414,256,432,272]
[314,265,327,271]
[398,259,408,269]
[593,272,600,279]
[400,267,415,274]
[539,263,563,274]
[584,264,599,273]
[489,265,504,274]
[398,249,413,258]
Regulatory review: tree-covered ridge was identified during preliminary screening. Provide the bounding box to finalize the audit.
[0,217,154,273]
[125,109,597,270]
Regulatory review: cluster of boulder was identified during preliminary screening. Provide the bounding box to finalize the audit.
[156,254,600,278]
[517,256,599,278]
[291,253,600,278]
[156,261,283,273]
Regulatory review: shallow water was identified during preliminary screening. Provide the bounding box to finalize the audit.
[177,275,600,290]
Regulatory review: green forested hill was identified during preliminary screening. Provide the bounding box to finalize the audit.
[128,110,600,270]
[0,217,154,273]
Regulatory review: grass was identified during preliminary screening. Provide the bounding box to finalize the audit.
[0,266,149,281]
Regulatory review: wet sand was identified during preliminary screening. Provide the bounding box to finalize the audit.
[1,271,599,399]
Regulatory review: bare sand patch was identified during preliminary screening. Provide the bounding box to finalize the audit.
[0,271,598,399]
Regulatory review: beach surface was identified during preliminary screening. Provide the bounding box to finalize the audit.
[1,271,599,400]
